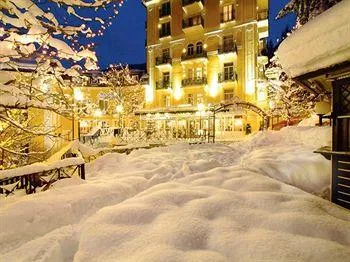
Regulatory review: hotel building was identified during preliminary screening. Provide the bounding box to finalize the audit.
[140,0,269,140]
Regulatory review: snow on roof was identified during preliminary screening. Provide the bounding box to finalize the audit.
[277,0,350,78]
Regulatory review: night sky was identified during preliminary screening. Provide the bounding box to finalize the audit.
[95,0,296,69]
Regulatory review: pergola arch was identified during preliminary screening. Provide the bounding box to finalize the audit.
[207,99,270,143]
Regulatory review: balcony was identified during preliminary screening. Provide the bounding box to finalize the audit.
[156,81,171,90]
[218,72,237,83]
[181,51,207,62]
[218,43,237,55]
[182,15,204,34]
[182,77,207,87]
[182,0,204,16]
[155,56,172,69]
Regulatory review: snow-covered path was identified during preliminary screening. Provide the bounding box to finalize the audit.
[1,127,349,261]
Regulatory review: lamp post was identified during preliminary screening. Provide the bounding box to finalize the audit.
[315,101,331,126]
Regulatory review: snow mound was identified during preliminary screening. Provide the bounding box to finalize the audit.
[1,126,347,262]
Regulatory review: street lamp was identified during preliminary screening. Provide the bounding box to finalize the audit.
[116,104,124,135]
[315,101,331,126]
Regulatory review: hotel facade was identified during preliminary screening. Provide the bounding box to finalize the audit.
[140,0,269,140]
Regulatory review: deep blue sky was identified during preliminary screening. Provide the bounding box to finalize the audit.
[95,0,296,68]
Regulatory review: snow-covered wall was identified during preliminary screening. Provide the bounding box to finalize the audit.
[277,0,350,78]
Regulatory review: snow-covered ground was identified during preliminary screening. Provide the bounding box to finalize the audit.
[1,126,349,261]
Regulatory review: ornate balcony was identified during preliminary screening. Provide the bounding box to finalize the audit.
[156,81,171,90]
[181,51,207,62]
[155,56,172,67]
[218,72,237,83]
[182,15,204,34]
[182,0,204,15]
[218,43,237,55]
[182,77,207,87]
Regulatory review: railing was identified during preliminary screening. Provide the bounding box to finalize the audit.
[218,43,237,54]
[0,144,85,196]
[182,77,207,86]
[156,56,172,66]
[182,51,207,61]
[156,81,171,90]
[218,72,237,83]
[182,0,204,6]
[183,16,204,29]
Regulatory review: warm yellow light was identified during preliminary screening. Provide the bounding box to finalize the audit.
[173,87,182,100]
[197,103,205,112]
[145,85,154,103]
[182,48,186,54]
[235,118,243,127]
[158,24,161,29]
[94,109,103,117]
[116,104,123,113]
[74,88,84,101]
[203,43,208,49]
[246,80,255,95]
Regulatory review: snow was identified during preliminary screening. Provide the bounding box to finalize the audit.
[1,126,349,261]
[277,0,350,78]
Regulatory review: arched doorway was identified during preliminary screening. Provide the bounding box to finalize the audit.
[207,100,269,143]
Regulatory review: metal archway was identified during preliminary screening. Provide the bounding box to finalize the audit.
[207,100,270,143]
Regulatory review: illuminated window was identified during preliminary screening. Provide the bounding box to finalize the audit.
[224,63,235,81]
[221,4,235,23]
[163,95,171,107]
[234,116,243,131]
[162,48,170,58]
[187,94,194,105]
[224,89,234,101]
[196,68,203,79]
[99,99,108,111]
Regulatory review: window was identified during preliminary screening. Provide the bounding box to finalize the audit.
[223,35,234,52]
[197,94,204,104]
[221,4,235,23]
[196,42,203,54]
[163,95,171,107]
[99,99,108,111]
[234,116,243,132]
[195,68,203,79]
[187,94,194,105]
[224,89,234,101]
[162,48,170,58]
[159,2,171,17]
[163,72,170,84]
[159,22,171,38]
[187,44,194,56]
[192,15,202,26]
[224,63,235,81]
[225,117,233,131]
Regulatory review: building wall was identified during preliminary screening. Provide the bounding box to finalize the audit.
[142,0,269,136]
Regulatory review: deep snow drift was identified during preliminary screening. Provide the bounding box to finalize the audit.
[1,126,349,262]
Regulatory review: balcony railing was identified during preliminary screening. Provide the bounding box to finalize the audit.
[182,51,207,61]
[218,43,237,54]
[156,56,172,66]
[182,77,207,87]
[182,16,204,29]
[182,0,204,6]
[218,72,237,83]
[156,81,171,90]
